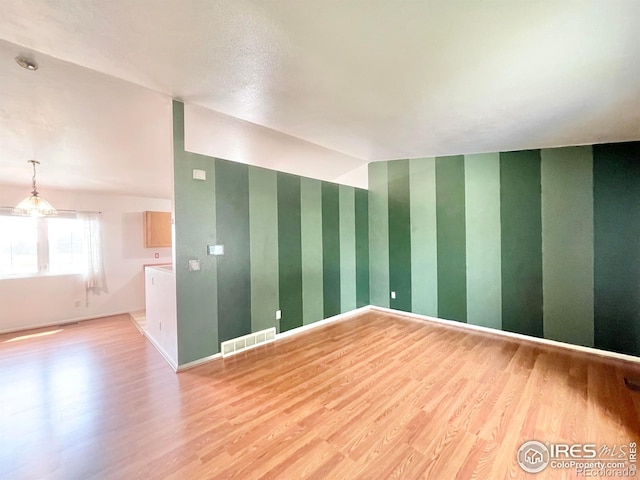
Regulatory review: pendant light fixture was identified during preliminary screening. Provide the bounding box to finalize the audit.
[13,160,57,217]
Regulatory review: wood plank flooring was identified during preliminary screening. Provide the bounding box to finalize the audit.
[1,311,639,479]
[129,310,147,334]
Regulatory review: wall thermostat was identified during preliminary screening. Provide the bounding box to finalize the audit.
[207,244,224,256]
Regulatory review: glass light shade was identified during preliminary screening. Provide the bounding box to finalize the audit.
[13,193,58,217]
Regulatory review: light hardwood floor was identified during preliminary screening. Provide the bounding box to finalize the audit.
[129,310,147,334]
[1,311,639,479]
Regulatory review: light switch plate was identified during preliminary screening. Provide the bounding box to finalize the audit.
[391,291,396,299]
[193,169,206,181]
[188,259,201,271]
[276,310,281,320]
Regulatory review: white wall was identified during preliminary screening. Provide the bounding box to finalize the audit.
[144,266,177,368]
[184,103,368,188]
[0,185,172,333]
[332,163,369,190]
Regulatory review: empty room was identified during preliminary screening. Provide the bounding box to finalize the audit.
[1,1,639,479]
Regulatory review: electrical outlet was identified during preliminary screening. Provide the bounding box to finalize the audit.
[154,253,159,259]
[276,310,281,320]
[391,291,396,299]
[75,300,81,307]
[188,259,201,271]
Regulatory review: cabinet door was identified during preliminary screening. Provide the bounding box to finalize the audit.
[144,211,172,248]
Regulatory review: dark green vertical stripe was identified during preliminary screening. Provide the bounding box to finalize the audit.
[388,160,412,311]
[500,150,543,338]
[215,159,251,343]
[435,156,467,322]
[355,189,370,308]
[322,182,341,318]
[277,173,303,332]
[593,142,640,356]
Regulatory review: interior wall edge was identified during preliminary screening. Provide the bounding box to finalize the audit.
[144,330,179,372]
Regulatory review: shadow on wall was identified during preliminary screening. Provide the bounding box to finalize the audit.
[88,275,144,314]
[121,212,145,259]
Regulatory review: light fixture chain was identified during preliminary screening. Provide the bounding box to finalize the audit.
[29,160,39,195]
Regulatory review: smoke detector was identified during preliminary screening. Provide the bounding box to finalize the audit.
[15,55,38,71]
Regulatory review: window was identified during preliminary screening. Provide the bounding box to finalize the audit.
[48,218,86,274]
[0,216,38,275]
[0,214,86,277]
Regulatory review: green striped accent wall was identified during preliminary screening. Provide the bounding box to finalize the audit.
[388,160,412,311]
[368,162,390,307]
[355,189,370,308]
[500,150,543,338]
[593,142,640,356]
[464,153,501,330]
[322,183,341,318]
[409,158,437,317]
[435,156,467,322]
[277,173,303,332]
[249,167,280,333]
[300,178,324,325]
[216,160,252,343]
[175,98,640,362]
[541,147,593,347]
[173,101,368,364]
[339,185,357,313]
[369,140,640,357]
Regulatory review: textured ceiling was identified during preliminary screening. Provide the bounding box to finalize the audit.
[0,0,639,194]
[0,39,173,198]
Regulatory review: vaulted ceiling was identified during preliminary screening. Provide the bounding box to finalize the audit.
[1,0,638,196]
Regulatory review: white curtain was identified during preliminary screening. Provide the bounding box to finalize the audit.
[79,212,108,296]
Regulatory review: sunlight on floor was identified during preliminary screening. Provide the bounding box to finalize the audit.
[4,329,63,343]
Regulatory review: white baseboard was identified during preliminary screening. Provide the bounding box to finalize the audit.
[0,310,134,335]
[174,306,371,372]
[144,332,179,372]
[371,306,640,365]
[176,352,222,372]
[276,305,371,340]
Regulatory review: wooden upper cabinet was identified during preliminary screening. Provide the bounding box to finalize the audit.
[144,211,172,248]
